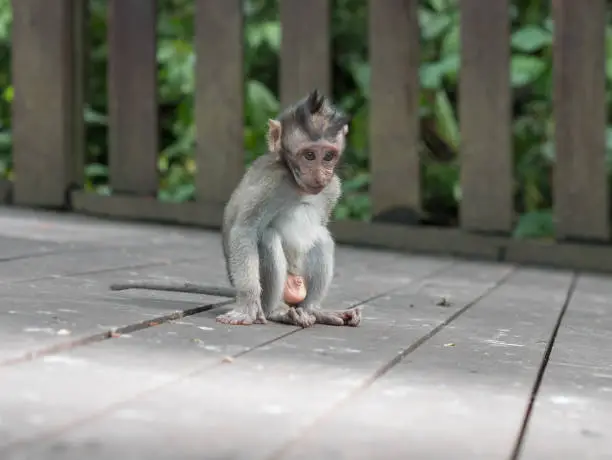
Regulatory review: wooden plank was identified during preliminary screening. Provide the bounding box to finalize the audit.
[276,267,572,459]
[107,0,158,196]
[0,235,69,261]
[0,239,446,367]
[11,0,83,207]
[0,261,480,457]
[71,191,225,229]
[520,274,612,459]
[0,262,229,366]
[332,219,505,260]
[194,0,244,203]
[552,0,609,242]
[368,0,421,221]
[459,0,513,233]
[0,203,211,247]
[0,309,289,455]
[504,239,612,274]
[68,193,612,273]
[0,247,450,453]
[0,244,205,285]
[280,0,331,107]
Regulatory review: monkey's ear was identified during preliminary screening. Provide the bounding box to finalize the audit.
[267,119,282,154]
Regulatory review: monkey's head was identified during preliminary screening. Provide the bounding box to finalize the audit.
[267,89,350,195]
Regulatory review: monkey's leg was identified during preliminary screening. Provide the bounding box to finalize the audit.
[216,229,266,326]
[259,230,315,328]
[299,231,362,327]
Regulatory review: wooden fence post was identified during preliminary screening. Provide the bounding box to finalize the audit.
[280,0,331,108]
[368,0,421,222]
[194,0,244,204]
[552,0,609,241]
[11,0,85,207]
[108,0,158,196]
[459,0,513,233]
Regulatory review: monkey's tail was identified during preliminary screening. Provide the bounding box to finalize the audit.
[109,281,236,298]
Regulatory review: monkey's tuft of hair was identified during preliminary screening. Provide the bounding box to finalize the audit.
[285,90,350,142]
[306,89,325,114]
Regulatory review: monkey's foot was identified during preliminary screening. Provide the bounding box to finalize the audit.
[268,305,316,328]
[216,305,267,326]
[309,306,362,327]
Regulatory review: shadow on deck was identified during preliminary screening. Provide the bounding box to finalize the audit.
[0,206,610,460]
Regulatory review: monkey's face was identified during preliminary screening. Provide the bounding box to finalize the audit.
[267,89,349,194]
[290,140,342,194]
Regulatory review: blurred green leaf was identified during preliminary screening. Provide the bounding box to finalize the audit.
[511,55,547,86]
[246,21,280,50]
[420,54,459,89]
[84,106,108,125]
[511,26,552,52]
[246,79,279,127]
[85,163,108,179]
[419,9,452,40]
[513,210,554,239]
[433,90,459,149]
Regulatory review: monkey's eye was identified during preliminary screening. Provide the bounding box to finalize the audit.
[303,151,316,161]
[323,151,336,161]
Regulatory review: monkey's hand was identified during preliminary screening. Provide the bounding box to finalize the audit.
[305,306,362,327]
[216,302,267,326]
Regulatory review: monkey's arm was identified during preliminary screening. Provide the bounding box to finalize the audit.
[110,281,236,298]
[321,175,342,225]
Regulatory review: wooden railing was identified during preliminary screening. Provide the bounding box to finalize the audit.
[7,0,612,272]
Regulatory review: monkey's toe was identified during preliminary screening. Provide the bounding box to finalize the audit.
[289,307,316,328]
[311,310,345,326]
[311,307,362,327]
[345,307,362,327]
[216,310,266,326]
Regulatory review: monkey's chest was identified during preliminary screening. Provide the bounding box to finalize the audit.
[272,204,325,261]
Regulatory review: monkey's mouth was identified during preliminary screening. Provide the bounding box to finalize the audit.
[302,184,325,194]
[292,173,325,194]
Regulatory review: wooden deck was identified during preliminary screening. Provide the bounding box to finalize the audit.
[0,206,610,460]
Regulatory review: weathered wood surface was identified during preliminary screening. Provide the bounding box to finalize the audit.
[368,0,421,221]
[459,0,512,233]
[520,274,612,460]
[107,0,158,196]
[0,207,610,459]
[552,0,609,241]
[280,0,330,107]
[195,0,244,203]
[11,0,82,207]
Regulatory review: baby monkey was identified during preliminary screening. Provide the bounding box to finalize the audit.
[110,90,361,328]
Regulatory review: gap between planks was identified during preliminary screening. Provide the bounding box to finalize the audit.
[0,299,233,367]
[509,272,578,460]
[0,262,458,452]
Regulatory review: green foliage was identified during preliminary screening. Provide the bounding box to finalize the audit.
[1,0,611,239]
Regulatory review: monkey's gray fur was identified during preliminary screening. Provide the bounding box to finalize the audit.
[110,89,361,328]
